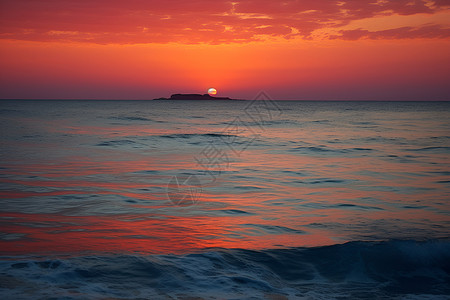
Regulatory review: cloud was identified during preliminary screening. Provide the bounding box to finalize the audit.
[330,24,450,40]
[0,0,449,44]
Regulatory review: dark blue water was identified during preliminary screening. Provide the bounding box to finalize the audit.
[1,100,449,299]
[1,240,450,299]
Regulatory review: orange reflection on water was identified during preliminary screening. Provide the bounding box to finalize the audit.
[0,211,334,256]
[1,103,449,256]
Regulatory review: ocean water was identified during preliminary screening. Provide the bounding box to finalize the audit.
[0,99,449,299]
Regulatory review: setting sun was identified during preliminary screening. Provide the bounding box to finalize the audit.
[208,88,217,96]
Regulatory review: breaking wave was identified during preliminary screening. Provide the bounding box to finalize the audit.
[1,240,449,299]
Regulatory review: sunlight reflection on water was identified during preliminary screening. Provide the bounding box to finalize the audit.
[0,100,449,255]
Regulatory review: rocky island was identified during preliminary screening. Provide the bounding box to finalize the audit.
[154,94,240,100]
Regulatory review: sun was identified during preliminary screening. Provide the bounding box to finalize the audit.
[208,88,217,96]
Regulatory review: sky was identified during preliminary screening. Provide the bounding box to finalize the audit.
[0,0,449,100]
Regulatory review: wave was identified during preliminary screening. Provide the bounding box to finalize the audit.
[211,119,300,127]
[96,139,138,146]
[406,146,450,152]
[289,146,375,155]
[0,108,23,115]
[95,134,239,148]
[108,115,167,123]
[1,240,449,299]
[109,115,154,121]
[159,133,238,139]
[96,139,149,148]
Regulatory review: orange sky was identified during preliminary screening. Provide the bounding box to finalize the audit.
[0,0,449,100]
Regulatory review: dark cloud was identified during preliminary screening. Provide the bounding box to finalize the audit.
[0,0,448,43]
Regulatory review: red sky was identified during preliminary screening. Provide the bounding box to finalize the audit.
[0,0,449,100]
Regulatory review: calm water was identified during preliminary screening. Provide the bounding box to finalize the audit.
[0,100,449,299]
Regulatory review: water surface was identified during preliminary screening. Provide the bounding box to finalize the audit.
[1,100,449,298]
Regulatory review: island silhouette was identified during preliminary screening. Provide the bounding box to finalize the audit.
[154,93,242,100]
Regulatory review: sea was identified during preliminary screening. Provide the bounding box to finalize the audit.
[0,99,449,299]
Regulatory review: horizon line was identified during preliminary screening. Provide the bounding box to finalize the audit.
[1,98,449,102]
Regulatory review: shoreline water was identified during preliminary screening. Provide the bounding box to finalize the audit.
[1,239,449,299]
